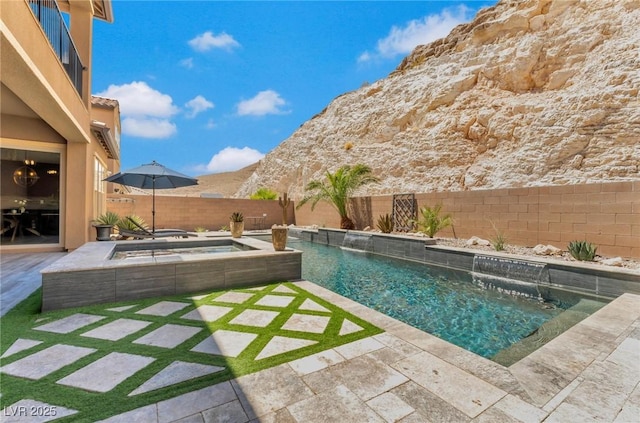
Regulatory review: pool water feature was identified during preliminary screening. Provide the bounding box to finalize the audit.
[288,238,606,359]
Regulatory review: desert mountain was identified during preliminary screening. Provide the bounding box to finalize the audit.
[235,0,639,199]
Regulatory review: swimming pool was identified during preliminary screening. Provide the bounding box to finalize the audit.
[288,238,604,358]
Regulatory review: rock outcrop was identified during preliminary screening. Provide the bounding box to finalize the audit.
[235,0,640,199]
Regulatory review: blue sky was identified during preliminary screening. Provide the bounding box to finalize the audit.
[92,1,495,176]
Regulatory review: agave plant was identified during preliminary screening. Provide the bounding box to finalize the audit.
[568,240,597,261]
[93,211,120,226]
[230,212,244,222]
[415,204,452,238]
[376,213,394,233]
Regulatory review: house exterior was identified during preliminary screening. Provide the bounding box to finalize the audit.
[1,0,119,252]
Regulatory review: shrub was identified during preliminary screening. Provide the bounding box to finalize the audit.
[568,240,597,261]
[94,211,120,226]
[230,212,244,222]
[250,188,278,200]
[194,226,207,232]
[489,221,507,251]
[415,204,452,238]
[344,142,353,151]
[376,214,394,233]
[117,215,147,231]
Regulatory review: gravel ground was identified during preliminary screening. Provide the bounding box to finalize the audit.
[430,236,640,272]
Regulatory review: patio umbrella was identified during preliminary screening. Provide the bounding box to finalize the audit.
[104,161,198,233]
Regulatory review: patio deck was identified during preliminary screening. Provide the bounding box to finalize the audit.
[0,252,638,422]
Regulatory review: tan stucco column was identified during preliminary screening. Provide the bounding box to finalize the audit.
[65,142,93,249]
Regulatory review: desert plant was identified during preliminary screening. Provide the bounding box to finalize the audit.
[219,225,229,231]
[230,212,244,222]
[376,213,394,233]
[250,188,278,200]
[93,211,120,226]
[568,240,597,261]
[117,215,147,231]
[296,164,379,230]
[489,221,507,251]
[415,204,452,238]
[194,226,208,232]
[278,193,291,225]
[344,141,353,151]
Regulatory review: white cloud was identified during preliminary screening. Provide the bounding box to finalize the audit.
[206,119,216,129]
[180,58,194,69]
[204,147,264,173]
[359,5,472,63]
[185,95,214,118]
[188,31,240,52]
[237,90,289,116]
[95,81,179,138]
[122,117,177,139]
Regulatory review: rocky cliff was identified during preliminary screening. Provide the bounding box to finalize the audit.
[235,0,640,199]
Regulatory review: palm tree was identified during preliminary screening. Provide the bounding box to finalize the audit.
[296,164,378,229]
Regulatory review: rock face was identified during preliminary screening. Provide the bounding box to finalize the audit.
[235,0,640,199]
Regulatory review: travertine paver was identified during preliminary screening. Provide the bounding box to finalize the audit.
[339,319,364,336]
[136,301,191,317]
[229,309,280,327]
[0,344,95,380]
[134,324,202,349]
[156,382,237,423]
[366,392,415,423]
[288,349,345,376]
[1,399,77,423]
[0,338,42,359]
[393,351,506,418]
[272,285,297,294]
[328,354,409,402]
[287,384,385,423]
[129,361,225,396]
[57,352,155,393]
[33,313,106,334]
[281,314,330,334]
[255,295,296,308]
[105,305,137,312]
[94,405,157,423]
[232,363,314,420]
[255,336,317,360]
[181,305,233,322]
[213,292,254,304]
[201,399,248,423]
[190,294,209,300]
[299,298,330,313]
[81,318,152,341]
[191,330,258,358]
[334,337,385,360]
[493,394,547,423]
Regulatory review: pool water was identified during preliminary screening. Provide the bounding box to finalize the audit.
[290,239,571,358]
[111,245,240,260]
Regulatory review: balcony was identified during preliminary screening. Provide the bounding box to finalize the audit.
[28,0,83,97]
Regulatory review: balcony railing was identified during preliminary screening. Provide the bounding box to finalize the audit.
[28,0,84,97]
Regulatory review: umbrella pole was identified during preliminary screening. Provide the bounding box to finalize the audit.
[152,177,156,234]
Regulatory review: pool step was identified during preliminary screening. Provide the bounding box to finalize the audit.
[491,299,606,367]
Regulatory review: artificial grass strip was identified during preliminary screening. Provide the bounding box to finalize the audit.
[0,282,382,422]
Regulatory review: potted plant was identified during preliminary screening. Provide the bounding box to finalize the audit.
[93,211,120,241]
[230,212,244,238]
[272,193,290,251]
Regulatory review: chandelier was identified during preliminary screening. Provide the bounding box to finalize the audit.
[13,166,39,187]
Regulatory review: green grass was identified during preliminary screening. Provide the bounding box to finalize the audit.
[0,282,382,422]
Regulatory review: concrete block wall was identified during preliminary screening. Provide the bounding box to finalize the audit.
[295,181,639,259]
[106,195,295,232]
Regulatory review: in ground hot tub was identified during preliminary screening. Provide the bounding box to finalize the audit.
[41,236,301,311]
